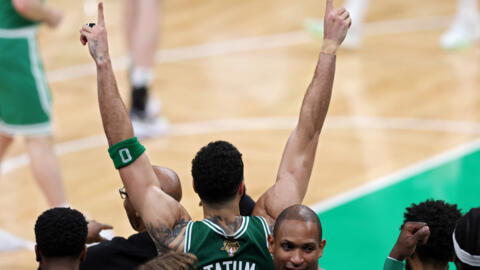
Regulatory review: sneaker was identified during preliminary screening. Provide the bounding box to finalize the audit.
[130,110,169,139]
[440,16,480,49]
[130,86,168,138]
[145,94,161,119]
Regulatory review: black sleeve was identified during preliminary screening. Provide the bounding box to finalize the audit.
[240,193,256,216]
[80,232,157,270]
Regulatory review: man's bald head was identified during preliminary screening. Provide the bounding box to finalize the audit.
[152,166,182,202]
[274,205,322,242]
[269,205,325,270]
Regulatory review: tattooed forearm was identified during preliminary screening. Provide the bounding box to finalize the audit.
[92,40,98,58]
[91,39,105,63]
[146,218,188,253]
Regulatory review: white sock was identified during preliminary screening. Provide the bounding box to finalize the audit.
[130,66,153,88]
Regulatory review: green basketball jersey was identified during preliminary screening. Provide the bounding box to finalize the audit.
[184,216,275,270]
[0,0,38,29]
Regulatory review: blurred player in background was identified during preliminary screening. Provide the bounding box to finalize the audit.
[306,0,480,49]
[0,0,68,207]
[126,0,167,138]
[441,0,480,49]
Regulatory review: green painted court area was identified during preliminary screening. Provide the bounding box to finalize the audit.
[317,146,480,269]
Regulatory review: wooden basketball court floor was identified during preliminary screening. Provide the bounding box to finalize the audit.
[1,0,479,268]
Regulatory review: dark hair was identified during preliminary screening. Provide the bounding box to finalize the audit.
[454,207,480,270]
[34,207,88,258]
[191,141,244,204]
[137,252,197,270]
[403,199,462,266]
[274,205,322,242]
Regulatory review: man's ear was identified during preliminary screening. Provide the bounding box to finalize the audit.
[318,239,326,258]
[238,181,245,196]
[268,234,275,254]
[80,245,87,261]
[35,245,41,262]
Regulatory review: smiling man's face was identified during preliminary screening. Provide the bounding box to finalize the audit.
[269,219,326,270]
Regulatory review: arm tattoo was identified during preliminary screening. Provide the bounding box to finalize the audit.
[146,218,188,253]
[92,40,98,58]
[265,216,275,235]
[91,40,105,63]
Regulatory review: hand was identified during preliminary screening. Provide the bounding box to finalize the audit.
[322,0,352,53]
[79,2,110,65]
[86,220,113,244]
[389,222,430,261]
[45,8,63,28]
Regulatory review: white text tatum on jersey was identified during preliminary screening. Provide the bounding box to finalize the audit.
[221,239,240,257]
[203,261,256,270]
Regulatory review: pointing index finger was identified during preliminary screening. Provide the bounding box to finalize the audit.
[97,2,105,26]
[326,0,334,12]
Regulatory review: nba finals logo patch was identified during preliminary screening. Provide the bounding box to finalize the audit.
[221,240,240,257]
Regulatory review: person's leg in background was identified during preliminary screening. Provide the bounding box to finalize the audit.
[441,0,480,49]
[126,0,167,138]
[342,0,370,48]
[26,135,68,207]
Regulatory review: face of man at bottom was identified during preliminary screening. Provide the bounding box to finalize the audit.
[269,220,326,270]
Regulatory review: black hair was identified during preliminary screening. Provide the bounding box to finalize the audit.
[403,199,462,266]
[34,207,88,259]
[191,141,244,204]
[454,207,480,270]
[274,205,322,242]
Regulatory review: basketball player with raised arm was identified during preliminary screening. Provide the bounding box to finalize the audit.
[80,1,350,269]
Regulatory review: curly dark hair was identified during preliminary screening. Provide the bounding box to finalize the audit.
[454,207,480,270]
[191,141,244,204]
[403,199,462,266]
[34,207,88,258]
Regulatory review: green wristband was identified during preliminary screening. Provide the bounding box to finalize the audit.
[108,137,146,169]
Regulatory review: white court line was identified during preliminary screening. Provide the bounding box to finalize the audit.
[47,15,451,83]
[0,14,457,249]
[0,229,34,252]
[3,116,480,176]
[311,137,480,213]
[2,116,479,247]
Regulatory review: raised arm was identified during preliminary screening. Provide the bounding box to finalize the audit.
[384,222,430,270]
[80,3,190,252]
[253,0,351,221]
[11,0,62,28]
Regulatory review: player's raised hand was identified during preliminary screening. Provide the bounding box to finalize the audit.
[80,2,110,65]
[323,0,351,47]
[389,221,430,261]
